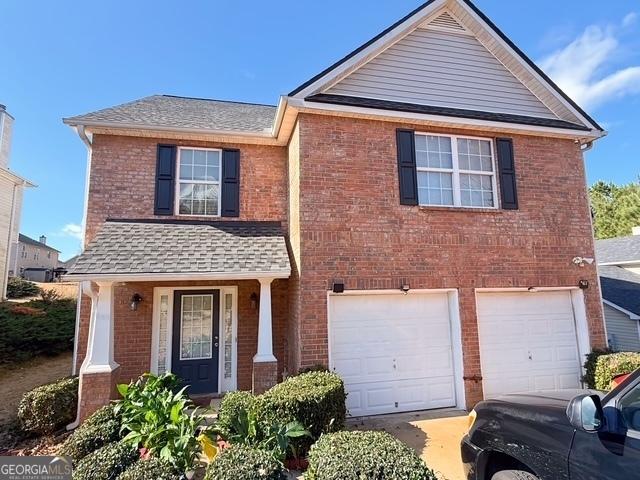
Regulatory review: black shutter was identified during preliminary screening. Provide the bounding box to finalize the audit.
[154,144,176,215]
[221,149,240,217]
[396,129,418,206]
[496,138,518,210]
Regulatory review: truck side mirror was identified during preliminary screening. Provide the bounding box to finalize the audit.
[567,394,604,432]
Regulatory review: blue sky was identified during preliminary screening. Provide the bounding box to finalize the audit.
[1,0,639,260]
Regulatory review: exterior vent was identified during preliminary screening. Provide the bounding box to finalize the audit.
[427,12,466,32]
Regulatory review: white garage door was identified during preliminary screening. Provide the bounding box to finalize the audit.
[476,291,582,399]
[329,292,457,417]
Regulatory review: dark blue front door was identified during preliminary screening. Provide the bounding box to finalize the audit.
[171,290,219,395]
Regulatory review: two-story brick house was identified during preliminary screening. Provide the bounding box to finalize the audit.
[64,0,606,422]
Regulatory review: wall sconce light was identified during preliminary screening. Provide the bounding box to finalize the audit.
[130,293,143,311]
[332,282,345,294]
[250,292,259,310]
[578,279,589,289]
[527,286,538,293]
[401,284,410,295]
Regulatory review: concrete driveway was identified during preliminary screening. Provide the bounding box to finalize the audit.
[348,409,469,480]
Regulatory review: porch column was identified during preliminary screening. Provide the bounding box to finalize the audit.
[253,278,278,393]
[71,281,120,427]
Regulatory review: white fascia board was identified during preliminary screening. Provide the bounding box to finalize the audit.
[63,270,291,283]
[599,261,640,267]
[603,299,640,320]
[290,0,447,99]
[0,167,36,187]
[287,98,603,140]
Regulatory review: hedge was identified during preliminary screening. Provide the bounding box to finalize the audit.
[59,405,122,462]
[0,299,76,364]
[306,431,437,480]
[255,371,346,454]
[116,458,181,480]
[582,348,614,389]
[216,390,256,433]
[594,352,640,390]
[18,376,78,434]
[6,277,41,299]
[204,444,285,480]
[72,441,138,480]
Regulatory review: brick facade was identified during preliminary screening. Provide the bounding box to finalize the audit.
[287,113,605,407]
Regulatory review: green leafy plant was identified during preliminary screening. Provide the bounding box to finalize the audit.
[116,457,181,480]
[72,441,138,480]
[582,348,615,389]
[594,352,640,390]
[204,444,285,480]
[216,390,256,434]
[6,277,41,298]
[59,404,122,463]
[306,431,438,480]
[17,376,78,434]
[114,373,203,472]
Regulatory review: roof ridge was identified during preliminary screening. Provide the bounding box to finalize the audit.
[161,94,276,108]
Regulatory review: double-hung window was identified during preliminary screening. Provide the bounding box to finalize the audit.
[176,148,222,216]
[415,133,497,208]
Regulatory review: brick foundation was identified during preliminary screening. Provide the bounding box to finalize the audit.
[252,361,278,394]
[78,369,119,422]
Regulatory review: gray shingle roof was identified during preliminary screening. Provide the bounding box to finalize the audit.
[63,95,277,134]
[67,220,290,277]
[599,265,640,316]
[595,235,640,264]
[19,234,60,253]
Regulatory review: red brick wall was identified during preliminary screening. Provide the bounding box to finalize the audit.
[85,135,288,244]
[75,279,288,392]
[292,113,605,406]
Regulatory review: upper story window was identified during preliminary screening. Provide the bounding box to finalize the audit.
[176,148,222,216]
[415,133,497,208]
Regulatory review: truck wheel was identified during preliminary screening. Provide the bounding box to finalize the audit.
[491,470,539,480]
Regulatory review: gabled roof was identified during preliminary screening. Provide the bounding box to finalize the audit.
[599,265,640,317]
[596,236,640,265]
[18,234,60,253]
[288,0,603,133]
[66,220,291,281]
[64,95,277,134]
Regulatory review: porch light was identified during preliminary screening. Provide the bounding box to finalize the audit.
[250,292,258,310]
[130,293,143,311]
[527,286,537,293]
[401,284,410,294]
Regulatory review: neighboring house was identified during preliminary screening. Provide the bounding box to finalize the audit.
[596,229,640,352]
[64,0,607,422]
[10,234,61,282]
[0,104,35,299]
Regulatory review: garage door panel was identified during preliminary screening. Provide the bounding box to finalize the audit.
[477,291,581,399]
[330,293,457,416]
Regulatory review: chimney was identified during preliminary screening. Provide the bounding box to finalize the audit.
[633,226,640,236]
[0,104,14,170]
[39,235,47,245]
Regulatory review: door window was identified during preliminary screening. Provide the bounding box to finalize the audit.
[179,294,213,360]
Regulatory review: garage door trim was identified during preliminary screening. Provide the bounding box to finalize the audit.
[327,289,466,414]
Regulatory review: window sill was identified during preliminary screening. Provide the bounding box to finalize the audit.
[417,205,503,214]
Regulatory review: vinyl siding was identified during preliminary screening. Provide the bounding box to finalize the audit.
[325,27,557,119]
[0,175,17,297]
[605,304,640,352]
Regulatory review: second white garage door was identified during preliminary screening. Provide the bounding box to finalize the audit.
[329,292,458,417]
[476,290,583,399]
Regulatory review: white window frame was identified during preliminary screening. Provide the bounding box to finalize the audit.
[175,147,223,217]
[415,132,499,209]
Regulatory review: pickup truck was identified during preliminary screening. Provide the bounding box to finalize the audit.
[461,369,640,479]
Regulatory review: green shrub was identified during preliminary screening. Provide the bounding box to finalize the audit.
[116,458,181,480]
[6,277,41,298]
[216,391,256,432]
[582,348,614,388]
[204,444,285,480]
[306,431,437,480]
[59,405,122,462]
[296,364,329,376]
[73,441,138,480]
[595,352,640,390]
[18,376,78,434]
[0,298,76,364]
[115,373,203,472]
[255,371,346,456]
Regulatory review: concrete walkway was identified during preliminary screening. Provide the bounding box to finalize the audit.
[348,409,469,480]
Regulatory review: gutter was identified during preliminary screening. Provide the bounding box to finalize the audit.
[63,270,292,283]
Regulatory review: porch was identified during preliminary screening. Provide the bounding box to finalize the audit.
[64,220,291,422]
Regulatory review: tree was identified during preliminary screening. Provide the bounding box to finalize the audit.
[589,180,640,239]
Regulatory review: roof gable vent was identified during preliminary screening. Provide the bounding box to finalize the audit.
[425,11,467,33]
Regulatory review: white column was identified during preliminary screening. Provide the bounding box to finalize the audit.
[253,278,277,363]
[81,281,119,373]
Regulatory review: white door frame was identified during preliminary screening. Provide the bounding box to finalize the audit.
[474,287,591,384]
[151,286,238,393]
[327,288,466,411]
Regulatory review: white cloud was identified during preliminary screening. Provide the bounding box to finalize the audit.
[60,223,83,240]
[538,18,640,110]
[623,12,638,28]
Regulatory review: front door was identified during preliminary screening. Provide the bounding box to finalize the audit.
[172,290,219,395]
